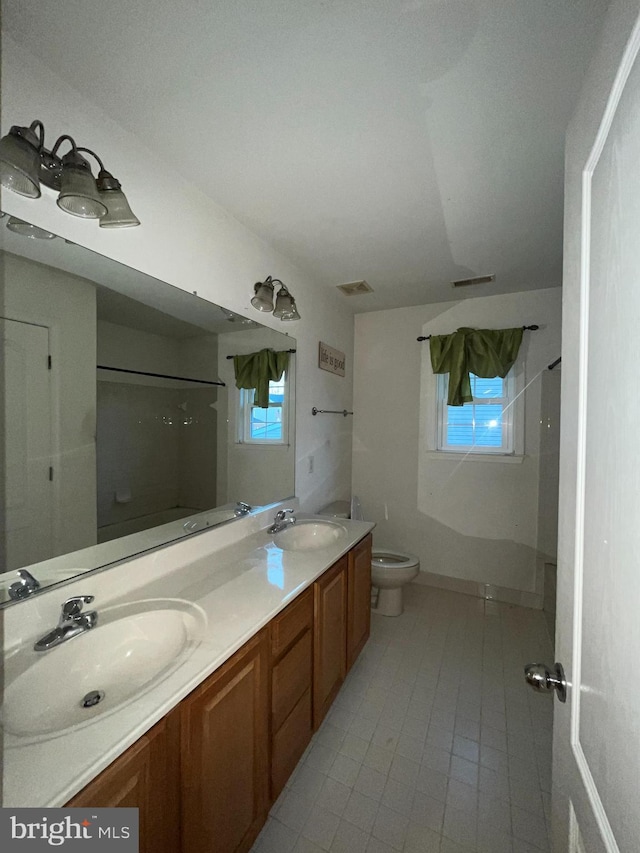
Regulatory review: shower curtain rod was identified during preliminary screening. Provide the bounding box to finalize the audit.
[416,324,539,342]
[225,348,297,360]
[97,365,225,387]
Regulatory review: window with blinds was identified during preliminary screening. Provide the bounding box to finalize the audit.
[436,371,515,454]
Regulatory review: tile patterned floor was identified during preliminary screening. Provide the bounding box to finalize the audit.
[251,584,554,853]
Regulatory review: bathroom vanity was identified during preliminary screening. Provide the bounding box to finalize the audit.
[2,506,373,853]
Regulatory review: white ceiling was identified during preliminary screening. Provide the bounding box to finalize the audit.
[3,0,607,312]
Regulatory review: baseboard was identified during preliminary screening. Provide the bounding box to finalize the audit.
[412,569,543,610]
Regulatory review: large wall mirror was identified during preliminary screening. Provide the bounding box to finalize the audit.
[0,214,296,606]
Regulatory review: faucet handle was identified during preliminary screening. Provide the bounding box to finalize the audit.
[8,569,41,600]
[61,595,94,620]
[275,508,295,521]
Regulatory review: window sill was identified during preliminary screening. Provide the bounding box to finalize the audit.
[235,441,290,449]
[425,451,525,464]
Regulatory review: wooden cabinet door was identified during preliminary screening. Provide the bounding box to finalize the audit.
[66,709,180,853]
[347,533,372,671]
[313,555,348,728]
[181,630,269,853]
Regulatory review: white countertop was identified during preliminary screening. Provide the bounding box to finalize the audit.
[1,503,374,808]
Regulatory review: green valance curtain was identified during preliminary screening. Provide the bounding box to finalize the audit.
[233,348,290,408]
[430,327,524,406]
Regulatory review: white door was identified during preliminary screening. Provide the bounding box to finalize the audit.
[0,317,54,572]
[552,9,640,853]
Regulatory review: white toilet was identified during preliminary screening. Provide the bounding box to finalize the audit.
[319,498,420,617]
[370,550,420,616]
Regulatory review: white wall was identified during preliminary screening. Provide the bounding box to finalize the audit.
[2,252,97,555]
[1,35,353,513]
[97,320,182,379]
[176,336,220,511]
[352,287,562,600]
[96,381,182,527]
[96,321,220,528]
[537,368,561,562]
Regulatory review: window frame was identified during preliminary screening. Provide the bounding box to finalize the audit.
[237,371,289,446]
[435,370,517,456]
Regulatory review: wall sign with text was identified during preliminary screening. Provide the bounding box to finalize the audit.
[318,342,346,377]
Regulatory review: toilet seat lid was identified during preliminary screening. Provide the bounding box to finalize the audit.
[372,550,419,569]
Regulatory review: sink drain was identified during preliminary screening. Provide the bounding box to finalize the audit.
[81,690,105,709]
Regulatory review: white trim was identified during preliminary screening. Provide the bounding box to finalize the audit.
[571,742,621,853]
[424,451,524,464]
[412,571,542,609]
[569,801,588,853]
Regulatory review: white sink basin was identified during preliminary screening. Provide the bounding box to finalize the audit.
[274,519,347,551]
[1,598,206,739]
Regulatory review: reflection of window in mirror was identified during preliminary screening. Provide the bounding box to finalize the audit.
[237,374,289,444]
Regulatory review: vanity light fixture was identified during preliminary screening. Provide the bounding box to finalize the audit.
[250,275,301,321]
[0,119,140,228]
[54,137,107,219]
[251,276,277,312]
[78,147,140,228]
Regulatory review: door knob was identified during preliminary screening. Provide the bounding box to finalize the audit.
[524,662,567,702]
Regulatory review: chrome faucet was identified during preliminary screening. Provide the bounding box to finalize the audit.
[8,569,41,601]
[234,501,252,516]
[34,595,98,652]
[268,508,296,534]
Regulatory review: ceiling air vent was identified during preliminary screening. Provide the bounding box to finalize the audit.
[451,274,495,288]
[336,280,374,296]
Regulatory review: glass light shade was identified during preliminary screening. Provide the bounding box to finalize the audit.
[57,167,107,219]
[99,189,140,228]
[280,299,301,321]
[6,216,56,240]
[273,286,294,319]
[0,132,41,198]
[251,281,275,312]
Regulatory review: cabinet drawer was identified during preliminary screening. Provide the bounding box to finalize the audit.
[271,688,312,799]
[272,629,312,731]
[271,588,313,658]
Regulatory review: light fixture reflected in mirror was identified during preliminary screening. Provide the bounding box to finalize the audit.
[221,307,258,326]
[0,119,140,228]
[5,216,56,240]
[251,275,301,321]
